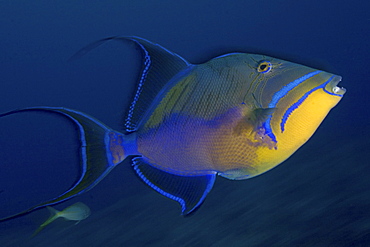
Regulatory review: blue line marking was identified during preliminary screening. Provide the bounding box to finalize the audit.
[193,174,216,214]
[42,108,114,193]
[132,157,187,213]
[123,37,190,132]
[125,41,151,132]
[9,107,115,206]
[280,75,342,132]
[132,157,216,215]
[264,71,322,142]
[213,53,243,59]
[268,71,322,108]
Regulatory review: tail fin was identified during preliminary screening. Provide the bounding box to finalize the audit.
[0,107,128,221]
[32,207,60,237]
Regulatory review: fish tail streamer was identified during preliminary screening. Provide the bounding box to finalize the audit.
[0,107,128,221]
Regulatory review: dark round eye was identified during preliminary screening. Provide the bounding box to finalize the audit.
[257,60,272,73]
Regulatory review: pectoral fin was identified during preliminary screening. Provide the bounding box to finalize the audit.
[249,108,275,130]
[132,157,216,215]
[234,107,275,136]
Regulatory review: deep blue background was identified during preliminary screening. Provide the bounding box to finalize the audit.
[0,1,369,246]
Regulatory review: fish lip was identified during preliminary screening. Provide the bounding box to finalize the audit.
[326,75,346,95]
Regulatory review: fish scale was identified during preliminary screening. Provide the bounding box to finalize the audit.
[0,36,345,220]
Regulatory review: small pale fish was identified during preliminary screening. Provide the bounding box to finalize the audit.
[32,202,90,237]
[0,36,346,220]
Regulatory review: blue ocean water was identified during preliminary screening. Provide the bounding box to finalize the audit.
[0,0,369,246]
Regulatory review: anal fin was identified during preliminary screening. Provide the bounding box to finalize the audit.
[132,157,216,215]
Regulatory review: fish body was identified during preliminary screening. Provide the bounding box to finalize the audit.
[134,54,343,179]
[32,202,90,237]
[0,37,345,219]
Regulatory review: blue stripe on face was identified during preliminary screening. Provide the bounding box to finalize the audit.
[264,71,322,142]
[280,75,343,132]
[268,71,322,108]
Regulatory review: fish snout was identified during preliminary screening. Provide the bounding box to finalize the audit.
[325,75,346,96]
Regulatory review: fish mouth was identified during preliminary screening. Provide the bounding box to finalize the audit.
[325,75,346,95]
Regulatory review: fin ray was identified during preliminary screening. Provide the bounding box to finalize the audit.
[0,107,120,221]
[69,36,190,132]
[132,157,216,215]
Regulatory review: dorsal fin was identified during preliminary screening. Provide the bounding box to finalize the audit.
[69,36,190,132]
[120,37,190,132]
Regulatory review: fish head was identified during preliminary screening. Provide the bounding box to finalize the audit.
[216,54,346,179]
[245,55,346,107]
[242,55,346,175]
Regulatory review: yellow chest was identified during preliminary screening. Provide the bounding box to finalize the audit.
[210,89,341,179]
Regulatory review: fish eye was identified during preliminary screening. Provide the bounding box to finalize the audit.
[257,61,272,73]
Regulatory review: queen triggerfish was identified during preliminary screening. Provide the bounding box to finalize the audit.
[0,36,346,220]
